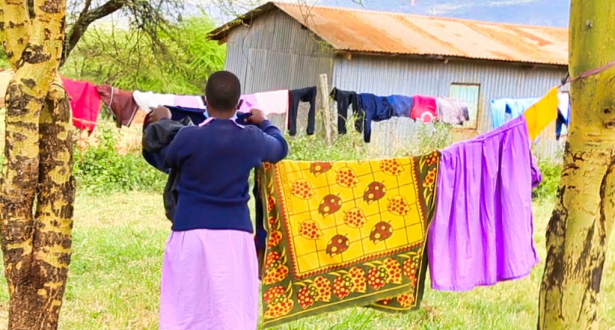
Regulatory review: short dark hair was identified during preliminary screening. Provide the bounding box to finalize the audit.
[205,71,241,112]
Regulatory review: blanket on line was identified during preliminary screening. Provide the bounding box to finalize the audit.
[259,154,440,328]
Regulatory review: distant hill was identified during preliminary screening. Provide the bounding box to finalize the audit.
[319,0,570,27]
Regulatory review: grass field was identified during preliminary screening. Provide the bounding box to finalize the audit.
[0,192,613,330]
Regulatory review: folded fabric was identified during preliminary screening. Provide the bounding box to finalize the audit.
[0,69,14,107]
[288,86,317,136]
[174,94,206,109]
[62,77,101,133]
[259,156,440,328]
[133,90,176,112]
[428,115,540,292]
[436,98,469,125]
[359,93,395,143]
[253,90,289,115]
[96,85,139,127]
[330,88,363,135]
[387,95,413,118]
[524,87,559,142]
[410,95,437,123]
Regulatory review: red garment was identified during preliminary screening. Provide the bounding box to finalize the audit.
[96,84,139,128]
[62,77,101,133]
[410,95,437,123]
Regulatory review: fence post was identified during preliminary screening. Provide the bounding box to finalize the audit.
[319,73,332,146]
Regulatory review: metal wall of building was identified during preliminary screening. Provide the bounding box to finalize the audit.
[223,11,334,131]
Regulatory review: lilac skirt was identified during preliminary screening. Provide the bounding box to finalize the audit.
[159,229,259,330]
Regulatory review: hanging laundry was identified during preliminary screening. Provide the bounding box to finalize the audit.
[359,93,395,143]
[524,87,559,142]
[238,94,258,113]
[174,94,206,109]
[0,69,14,107]
[330,87,363,135]
[436,98,470,125]
[165,105,207,126]
[410,95,437,123]
[428,115,541,292]
[253,90,289,115]
[62,77,102,133]
[288,86,317,136]
[556,93,571,140]
[96,85,139,128]
[490,98,539,129]
[386,95,413,117]
[133,90,176,112]
[258,156,440,328]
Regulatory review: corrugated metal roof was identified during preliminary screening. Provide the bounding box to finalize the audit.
[208,2,568,66]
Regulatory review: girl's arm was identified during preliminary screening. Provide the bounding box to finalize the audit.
[258,120,289,163]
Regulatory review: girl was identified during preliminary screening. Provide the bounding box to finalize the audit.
[152,71,288,330]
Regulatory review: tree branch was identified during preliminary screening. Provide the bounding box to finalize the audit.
[61,0,125,65]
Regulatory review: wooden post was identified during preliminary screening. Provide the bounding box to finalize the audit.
[319,74,333,146]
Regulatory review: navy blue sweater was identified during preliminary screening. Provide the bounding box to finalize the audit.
[160,118,288,232]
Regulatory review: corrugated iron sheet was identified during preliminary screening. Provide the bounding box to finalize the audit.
[209,2,568,66]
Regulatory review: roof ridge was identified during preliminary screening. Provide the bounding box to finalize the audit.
[272,1,567,31]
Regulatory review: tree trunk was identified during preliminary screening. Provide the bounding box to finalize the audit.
[538,1,615,330]
[0,0,73,329]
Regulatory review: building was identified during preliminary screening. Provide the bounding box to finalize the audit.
[208,2,568,156]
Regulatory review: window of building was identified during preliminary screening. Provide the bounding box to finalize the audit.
[449,83,481,129]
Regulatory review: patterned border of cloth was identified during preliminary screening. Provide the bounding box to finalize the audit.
[259,153,440,328]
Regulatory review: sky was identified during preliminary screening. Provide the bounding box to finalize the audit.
[197,0,570,27]
[94,0,570,30]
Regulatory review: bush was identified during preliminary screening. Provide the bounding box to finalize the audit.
[74,128,165,194]
[532,159,562,200]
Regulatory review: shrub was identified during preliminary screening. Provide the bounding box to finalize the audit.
[74,128,165,194]
[532,159,562,200]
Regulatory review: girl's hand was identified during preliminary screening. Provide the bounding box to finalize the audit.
[248,109,267,125]
[151,106,172,122]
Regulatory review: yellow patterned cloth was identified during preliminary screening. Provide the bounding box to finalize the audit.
[259,154,440,328]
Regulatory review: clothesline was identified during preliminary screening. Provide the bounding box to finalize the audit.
[0,71,565,146]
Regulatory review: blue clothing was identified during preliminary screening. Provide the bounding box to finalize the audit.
[160,118,288,233]
[387,95,414,117]
[143,107,248,171]
[490,98,539,129]
[359,93,395,143]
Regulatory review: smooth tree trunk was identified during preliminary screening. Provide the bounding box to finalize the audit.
[538,1,615,329]
[0,0,75,329]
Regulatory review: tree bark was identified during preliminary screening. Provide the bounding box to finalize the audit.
[538,1,615,330]
[0,0,74,329]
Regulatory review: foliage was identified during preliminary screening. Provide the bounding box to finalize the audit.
[61,15,225,94]
[74,128,166,194]
[532,159,562,200]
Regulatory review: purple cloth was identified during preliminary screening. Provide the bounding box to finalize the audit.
[238,94,257,113]
[160,229,259,330]
[428,116,540,292]
[174,95,206,109]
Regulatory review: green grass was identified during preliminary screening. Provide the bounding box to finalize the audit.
[0,194,613,329]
